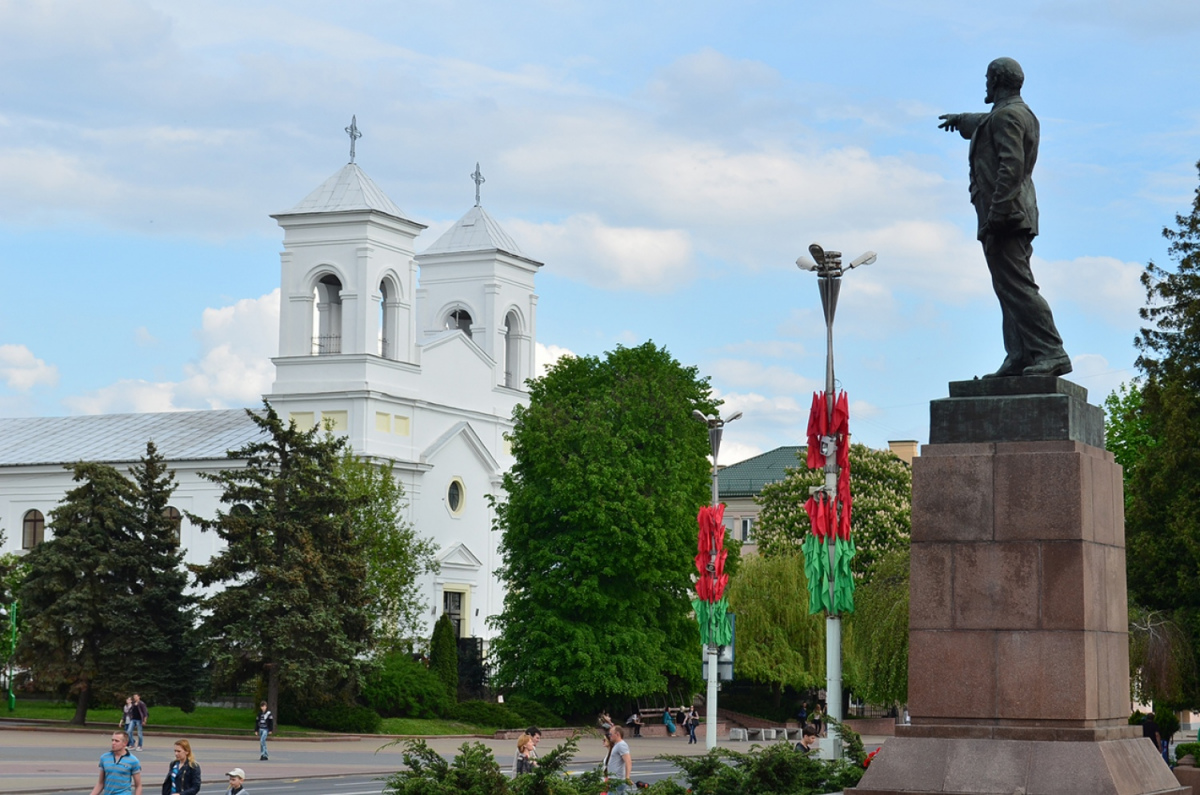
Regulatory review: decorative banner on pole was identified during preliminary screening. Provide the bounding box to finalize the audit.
[801,390,856,615]
[693,504,733,647]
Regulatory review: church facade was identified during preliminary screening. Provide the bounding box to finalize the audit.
[0,157,541,645]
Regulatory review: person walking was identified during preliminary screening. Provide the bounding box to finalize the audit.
[605,725,632,795]
[685,705,700,745]
[162,739,201,795]
[513,734,535,775]
[129,694,148,751]
[89,731,142,795]
[122,698,134,738]
[255,702,274,761]
[796,725,820,754]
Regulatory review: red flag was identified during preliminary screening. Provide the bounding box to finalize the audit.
[806,392,826,469]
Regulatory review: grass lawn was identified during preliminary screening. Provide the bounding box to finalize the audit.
[1,702,312,734]
[377,717,493,736]
[2,702,495,736]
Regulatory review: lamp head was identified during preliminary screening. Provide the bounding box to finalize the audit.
[849,251,877,269]
[724,411,743,423]
[795,255,819,271]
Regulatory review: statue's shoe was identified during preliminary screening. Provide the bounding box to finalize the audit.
[1022,355,1073,377]
[983,358,1028,378]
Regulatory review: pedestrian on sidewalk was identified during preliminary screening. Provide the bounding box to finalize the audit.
[90,731,142,795]
[162,739,201,795]
[255,702,274,761]
[122,697,134,737]
[129,694,149,750]
[225,768,247,795]
[685,705,700,745]
[796,725,819,754]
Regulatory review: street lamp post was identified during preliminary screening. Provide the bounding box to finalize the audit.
[692,409,742,751]
[795,243,875,759]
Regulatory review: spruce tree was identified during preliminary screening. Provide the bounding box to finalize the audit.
[16,463,135,724]
[192,403,372,720]
[101,442,201,709]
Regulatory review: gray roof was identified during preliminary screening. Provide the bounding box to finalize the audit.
[422,205,524,257]
[277,163,409,219]
[718,445,805,498]
[0,409,266,467]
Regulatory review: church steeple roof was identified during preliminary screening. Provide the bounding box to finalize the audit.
[277,163,408,220]
[422,204,524,257]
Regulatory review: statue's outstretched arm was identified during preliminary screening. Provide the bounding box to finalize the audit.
[938,113,986,139]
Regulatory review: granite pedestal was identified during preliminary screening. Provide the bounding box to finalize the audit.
[852,377,1188,795]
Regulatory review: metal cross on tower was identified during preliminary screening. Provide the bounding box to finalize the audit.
[345,116,362,164]
[470,162,486,207]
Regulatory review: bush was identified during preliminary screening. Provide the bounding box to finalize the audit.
[449,700,526,730]
[363,653,452,719]
[302,703,383,734]
[1156,704,1182,742]
[503,695,564,728]
[1176,741,1200,761]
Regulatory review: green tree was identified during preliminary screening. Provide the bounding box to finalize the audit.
[337,452,438,653]
[100,442,201,709]
[16,463,136,724]
[192,404,372,719]
[845,547,910,707]
[429,614,459,702]
[725,553,825,707]
[754,443,911,582]
[1127,160,1200,618]
[489,341,716,716]
[1104,381,1157,477]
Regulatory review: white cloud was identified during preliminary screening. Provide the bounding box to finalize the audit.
[63,290,279,414]
[1037,255,1145,327]
[535,342,575,378]
[706,359,822,397]
[1067,353,1136,403]
[0,344,59,390]
[508,214,693,291]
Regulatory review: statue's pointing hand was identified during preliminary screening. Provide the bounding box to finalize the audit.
[938,114,962,132]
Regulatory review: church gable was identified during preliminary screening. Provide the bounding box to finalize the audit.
[437,542,483,571]
[422,421,500,473]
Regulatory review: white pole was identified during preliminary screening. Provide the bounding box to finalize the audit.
[706,644,719,750]
[825,614,842,759]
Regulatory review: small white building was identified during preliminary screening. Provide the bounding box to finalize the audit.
[0,156,542,645]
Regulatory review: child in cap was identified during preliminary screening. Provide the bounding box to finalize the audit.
[225,768,247,795]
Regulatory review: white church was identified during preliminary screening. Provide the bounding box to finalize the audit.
[0,146,542,645]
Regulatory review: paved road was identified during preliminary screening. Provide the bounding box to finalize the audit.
[1,726,886,794]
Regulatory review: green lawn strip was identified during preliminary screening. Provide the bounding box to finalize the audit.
[1,703,315,734]
[3,704,494,737]
[377,717,493,736]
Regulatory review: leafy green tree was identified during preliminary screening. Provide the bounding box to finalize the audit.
[429,614,459,702]
[16,463,136,724]
[489,341,716,716]
[100,442,201,709]
[337,452,438,653]
[725,553,825,707]
[754,443,911,582]
[1104,381,1157,477]
[845,547,910,707]
[192,404,372,719]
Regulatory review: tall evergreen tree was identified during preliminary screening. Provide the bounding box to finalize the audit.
[489,342,715,715]
[428,614,459,702]
[100,442,201,709]
[16,463,136,724]
[1127,161,1200,616]
[192,404,372,719]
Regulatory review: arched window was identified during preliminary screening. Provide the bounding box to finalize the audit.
[162,506,182,545]
[446,309,473,339]
[22,509,45,549]
[504,311,520,388]
[379,280,393,358]
[312,274,343,354]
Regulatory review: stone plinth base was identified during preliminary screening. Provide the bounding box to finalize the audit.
[852,736,1188,795]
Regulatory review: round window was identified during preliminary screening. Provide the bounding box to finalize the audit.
[447,479,465,515]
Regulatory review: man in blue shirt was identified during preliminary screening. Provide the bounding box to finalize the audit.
[89,731,142,795]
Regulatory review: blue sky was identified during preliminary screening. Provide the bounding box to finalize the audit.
[2,0,1199,463]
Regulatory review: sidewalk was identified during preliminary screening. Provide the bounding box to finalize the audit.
[0,725,892,794]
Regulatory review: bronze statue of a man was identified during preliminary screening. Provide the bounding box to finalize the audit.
[939,57,1071,378]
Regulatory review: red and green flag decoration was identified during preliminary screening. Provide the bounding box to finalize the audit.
[692,504,734,646]
[802,390,855,615]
